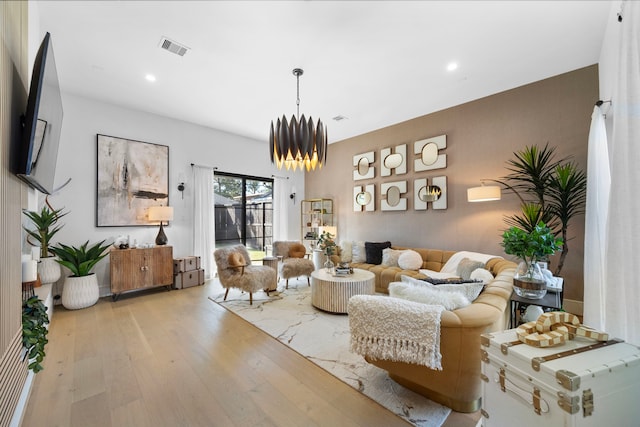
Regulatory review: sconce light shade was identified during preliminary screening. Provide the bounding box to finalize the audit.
[467,185,501,202]
[148,206,174,245]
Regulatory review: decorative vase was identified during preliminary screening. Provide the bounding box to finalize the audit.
[62,273,100,310]
[513,260,547,299]
[324,255,335,273]
[38,256,61,285]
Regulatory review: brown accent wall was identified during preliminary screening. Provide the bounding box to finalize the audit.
[306,65,597,303]
[0,1,29,425]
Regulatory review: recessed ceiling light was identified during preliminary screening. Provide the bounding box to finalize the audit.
[145,74,156,82]
[446,62,458,72]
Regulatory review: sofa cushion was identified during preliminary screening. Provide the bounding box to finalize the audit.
[365,241,391,265]
[402,275,485,302]
[456,258,486,280]
[288,243,307,258]
[398,249,423,270]
[470,268,494,284]
[352,241,366,263]
[389,281,471,311]
[382,248,405,267]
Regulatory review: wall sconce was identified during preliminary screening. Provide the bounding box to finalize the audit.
[177,182,185,199]
[418,185,442,202]
[467,180,502,202]
[290,192,296,204]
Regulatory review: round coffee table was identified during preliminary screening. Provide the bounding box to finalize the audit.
[311,268,375,314]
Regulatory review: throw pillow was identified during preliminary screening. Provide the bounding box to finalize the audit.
[228,252,246,268]
[456,258,485,280]
[288,243,307,258]
[365,241,392,265]
[351,241,366,263]
[389,282,471,311]
[401,274,485,302]
[340,240,353,262]
[398,250,423,270]
[470,268,494,284]
[381,248,405,267]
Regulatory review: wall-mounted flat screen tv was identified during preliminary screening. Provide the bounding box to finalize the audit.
[15,32,63,195]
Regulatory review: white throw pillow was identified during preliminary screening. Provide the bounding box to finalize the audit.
[351,241,366,263]
[389,282,471,311]
[381,248,405,267]
[398,250,423,270]
[470,268,494,284]
[401,274,485,302]
[340,240,353,262]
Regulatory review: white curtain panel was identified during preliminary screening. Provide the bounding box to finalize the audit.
[604,2,640,344]
[583,106,610,331]
[193,166,215,278]
[273,178,289,241]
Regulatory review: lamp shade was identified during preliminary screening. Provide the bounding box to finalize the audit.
[148,206,174,222]
[467,185,501,202]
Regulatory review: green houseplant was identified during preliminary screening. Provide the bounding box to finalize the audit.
[23,205,68,285]
[501,222,562,299]
[498,144,586,275]
[49,240,111,310]
[317,231,337,272]
[22,296,49,373]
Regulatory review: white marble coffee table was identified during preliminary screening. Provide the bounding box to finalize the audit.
[311,268,375,314]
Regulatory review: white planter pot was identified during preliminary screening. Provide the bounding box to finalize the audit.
[38,256,61,285]
[62,274,99,310]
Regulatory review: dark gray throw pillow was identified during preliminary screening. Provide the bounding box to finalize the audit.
[364,241,392,264]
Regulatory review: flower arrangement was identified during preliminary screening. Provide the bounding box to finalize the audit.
[317,231,336,256]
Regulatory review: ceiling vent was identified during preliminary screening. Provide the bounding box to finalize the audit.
[159,37,190,57]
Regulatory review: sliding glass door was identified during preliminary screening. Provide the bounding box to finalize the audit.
[214,172,273,253]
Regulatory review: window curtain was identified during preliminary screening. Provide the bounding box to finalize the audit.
[583,106,610,331]
[601,2,640,344]
[193,165,215,278]
[273,178,289,241]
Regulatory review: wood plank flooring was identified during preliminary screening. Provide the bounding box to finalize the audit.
[22,282,479,427]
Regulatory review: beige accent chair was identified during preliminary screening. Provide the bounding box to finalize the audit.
[273,241,315,289]
[214,244,276,305]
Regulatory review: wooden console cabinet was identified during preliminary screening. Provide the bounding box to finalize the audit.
[110,246,174,300]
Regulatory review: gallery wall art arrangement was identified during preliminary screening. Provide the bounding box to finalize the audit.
[353,134,447,212]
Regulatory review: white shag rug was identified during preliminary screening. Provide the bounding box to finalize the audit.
[209,277,451,427]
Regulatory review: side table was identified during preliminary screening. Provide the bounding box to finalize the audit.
[261,256,279,291]
[509,290,562,328]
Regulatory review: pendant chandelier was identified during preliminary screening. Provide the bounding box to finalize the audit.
[269,68,327,171]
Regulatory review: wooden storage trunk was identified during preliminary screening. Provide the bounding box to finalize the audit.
[480,328,640,426]
[173,269,204,289]
[173,256,201,273]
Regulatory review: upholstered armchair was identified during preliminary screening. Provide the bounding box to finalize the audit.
[214,244,276,305]
[273,241,315,289]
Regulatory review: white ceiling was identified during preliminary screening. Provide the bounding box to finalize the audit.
[35,1,612,144]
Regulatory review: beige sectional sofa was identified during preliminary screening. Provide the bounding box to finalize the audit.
[345,245,516,412]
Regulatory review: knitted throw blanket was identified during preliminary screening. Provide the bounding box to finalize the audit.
[348,295,444,370]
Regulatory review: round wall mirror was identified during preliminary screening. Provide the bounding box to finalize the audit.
[355,191,371,206]
[383,153,403,170]
[386,186,401,206]
[357,157,370,176]
[421,142,439,166]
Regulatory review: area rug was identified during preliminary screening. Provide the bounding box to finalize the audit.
[208,277,451,427]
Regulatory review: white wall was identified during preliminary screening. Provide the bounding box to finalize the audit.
[46,92,303,296]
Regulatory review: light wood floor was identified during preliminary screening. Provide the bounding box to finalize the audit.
[22,282,479,427]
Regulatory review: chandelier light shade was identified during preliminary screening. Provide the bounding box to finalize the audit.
[269,68,327,171]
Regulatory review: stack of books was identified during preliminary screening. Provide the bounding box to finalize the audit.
[334,267,353,276]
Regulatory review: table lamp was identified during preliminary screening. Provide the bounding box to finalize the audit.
[148,206,174,245]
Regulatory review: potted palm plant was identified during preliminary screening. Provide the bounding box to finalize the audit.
[501,222,562,299]
[23,206,68,285]
[49,240,111,310]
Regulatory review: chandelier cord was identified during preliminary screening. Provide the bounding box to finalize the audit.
[296,72,300,119]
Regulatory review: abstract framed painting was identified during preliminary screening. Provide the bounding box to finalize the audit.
[96,134,169,227]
